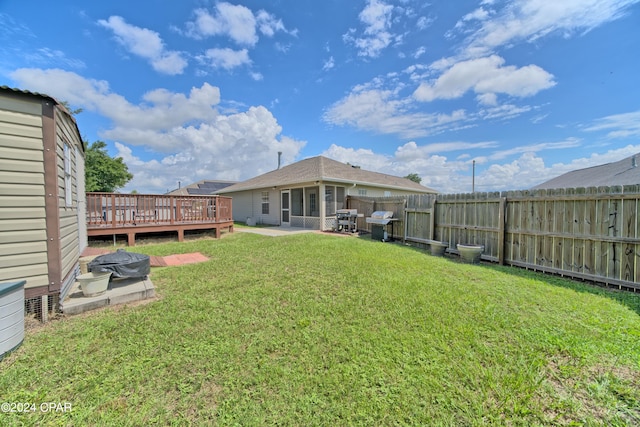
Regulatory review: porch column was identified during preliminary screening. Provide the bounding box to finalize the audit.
[319,183,326,231]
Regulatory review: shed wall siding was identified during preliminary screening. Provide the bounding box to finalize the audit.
[0,103,48,290]
[54,107,82,284]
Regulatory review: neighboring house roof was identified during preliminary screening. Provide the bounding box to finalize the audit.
[166,180,237,196]
[532,153,640,190]
[217,156,438,194]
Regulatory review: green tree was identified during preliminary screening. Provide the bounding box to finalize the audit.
[59,100,84,116]
[85,141,133,192]
[404,173,422,184]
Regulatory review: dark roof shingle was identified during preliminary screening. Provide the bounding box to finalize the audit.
[218,156,437,193]
[532,153,640,190]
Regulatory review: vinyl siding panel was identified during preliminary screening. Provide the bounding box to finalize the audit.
[0,183,45,197]
[0,195,46,208]
[0,229,47,244]
[0,97,48,290]
[0,241,47,257]
[0,218,44,232]
[0,207,46,220]
[0,158,45,174]
[0,171,44,186]
[0,132,44,150]
[0,264,48,288]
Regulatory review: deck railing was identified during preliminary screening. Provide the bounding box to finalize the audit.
[86,192,233,229]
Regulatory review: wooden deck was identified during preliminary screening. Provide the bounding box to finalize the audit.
[86,192,233,245]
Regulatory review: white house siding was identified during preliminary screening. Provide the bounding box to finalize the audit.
[0,99,49,290]
[229,190,280,225]
[346,184,404,198]
[229,191,253,223]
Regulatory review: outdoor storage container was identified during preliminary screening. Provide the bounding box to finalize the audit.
[88,250,150,279]
[0,280,26,361]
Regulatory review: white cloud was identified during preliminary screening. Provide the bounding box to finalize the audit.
[479,103,532,120]
[395,140,499,160]
[416,16,435,30]
[9,68,306,193]
[476,92,497,106]
[97,16,187,75]
[343,0,395,58]
[413,55,555,102]
[488,137,582,160]
[185,2,292,46]
[323,56,335,71]
[413,46,426,59]
[584,110,640,139]
[23,48,86,69]
[322,140,640,194]
[198,48,251,70]
[461,7,490,23]
[323,88,468,138]
[186,3,258,45]
[255,10,286,37]
[458,0,640,57]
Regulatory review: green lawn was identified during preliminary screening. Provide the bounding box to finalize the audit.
[1,232,639,426]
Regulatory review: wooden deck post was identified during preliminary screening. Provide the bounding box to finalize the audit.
[111,194,117,229]
[127,232,136,246]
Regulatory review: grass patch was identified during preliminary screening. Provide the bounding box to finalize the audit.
[1,233,640,425]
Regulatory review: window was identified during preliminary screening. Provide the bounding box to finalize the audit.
[358,188,367,196]
[325,186,335,216]
[384,191,391,197]
[305,187,319,217]
[63,142,73,207]
[309,192,317,216]
[291,189,303,216]
[336,186,345,210]
[261,191,269,214]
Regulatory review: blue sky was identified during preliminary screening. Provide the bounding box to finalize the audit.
[2,0,640,194]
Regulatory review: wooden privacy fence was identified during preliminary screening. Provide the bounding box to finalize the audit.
[348,185,640,291]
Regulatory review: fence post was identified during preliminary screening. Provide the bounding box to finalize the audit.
[498,196,507,265]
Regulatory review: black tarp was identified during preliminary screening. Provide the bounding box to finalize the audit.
[88,249,150,278]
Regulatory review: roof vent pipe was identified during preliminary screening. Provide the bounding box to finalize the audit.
[277,151,282,169]
[633,155,637,168]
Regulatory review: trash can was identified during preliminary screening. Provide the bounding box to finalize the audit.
[0,280,26,361]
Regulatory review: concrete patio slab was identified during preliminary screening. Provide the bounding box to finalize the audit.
[61,276,156,315]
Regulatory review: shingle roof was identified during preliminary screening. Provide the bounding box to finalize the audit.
[532,153,640,190]
[217,156,437,193]
[166,180,237,195]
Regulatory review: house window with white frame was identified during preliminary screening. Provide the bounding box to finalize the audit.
[261,191,269,214]
[358,188,367,196]
[63,142,73,207]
